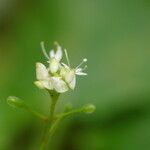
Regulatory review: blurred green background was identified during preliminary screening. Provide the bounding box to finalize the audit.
[0,0,150,150]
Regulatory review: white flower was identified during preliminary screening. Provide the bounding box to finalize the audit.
[35,62,68,93]
[40,41,62,74]
[35,42,87,93]
[60,49,87,90]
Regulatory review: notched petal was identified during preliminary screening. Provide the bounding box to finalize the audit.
[36,62,48,80]
[49,49,55,58]
[55,46,62,61]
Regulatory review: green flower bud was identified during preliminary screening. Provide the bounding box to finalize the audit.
[7,96,27,109]
[82,104,96,114]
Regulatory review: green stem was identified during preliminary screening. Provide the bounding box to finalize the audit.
[46,108,83,140]
[26,107,48,122]
[48,117,62,139]
[40,91,59,150]
[56,108,83,119]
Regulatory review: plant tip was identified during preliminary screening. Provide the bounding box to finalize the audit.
[82,104,96,114]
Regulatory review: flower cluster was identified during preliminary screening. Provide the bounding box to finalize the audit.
[34,42,87,93]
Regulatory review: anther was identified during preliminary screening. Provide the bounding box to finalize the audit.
[75,58,87,69]
[83,58,87,62]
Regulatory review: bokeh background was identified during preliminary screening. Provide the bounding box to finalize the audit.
[0,0,150,150]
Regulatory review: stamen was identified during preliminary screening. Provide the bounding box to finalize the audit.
[40,41,50,59]
[75,58,87,69]
[82,65,88,71]
[64,49,71,67]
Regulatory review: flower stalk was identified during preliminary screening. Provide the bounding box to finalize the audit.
[40,91,59,150]
[7,96,47,122]
[7,41,96,150]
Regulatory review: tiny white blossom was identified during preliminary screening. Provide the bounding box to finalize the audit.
[36,62,49,80]
[49,43,62,61]
[61,49,87,90]
[35,62,68,93]
[48,44,62,73]
[35,42,69,93]
[40,41,62,74]
[35,42,87,93]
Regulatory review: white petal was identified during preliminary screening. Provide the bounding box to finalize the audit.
[69,75,76,90]
[42,80,53,90]
[52,77,68,93]
[49,49,55,58]
[49,58,59,73]
[36,62,48,80]
[76,72,87,76]
[75,68,82,73]
[55,46,62,61]
[61,63,70,70]
[34,81,45,89]
[65,70,75,83]
[34,80,53,90]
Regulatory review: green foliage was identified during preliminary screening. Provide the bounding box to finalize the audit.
[0,0,150,150]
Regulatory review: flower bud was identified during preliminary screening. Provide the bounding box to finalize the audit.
[7,96,27,109]
[82,104,96,114]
